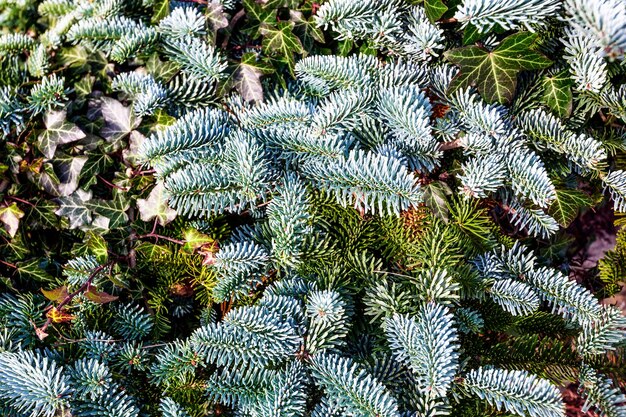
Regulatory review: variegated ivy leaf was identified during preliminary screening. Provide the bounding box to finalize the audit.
[445,32,552,104]
[0,202,25,237]
[234,53,274,103]
[259,22,305,74]
[100,97,141,144]
[56,189,130,231]
[57,155,88,197]
[85,197,130,230]
[55,189,93,229]
[36,155,88,197]
[206,2,229,33]
[290,10,324,50]
[123,130,147,166]
[37,110,86,159]
[137,182,177,226]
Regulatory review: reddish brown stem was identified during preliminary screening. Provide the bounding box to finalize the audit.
[7,196,36,207]
[98,175,129,191]
[439,138,462,151]
[138,232,185,245]
[0,259,17,269]
[39,262,113,334]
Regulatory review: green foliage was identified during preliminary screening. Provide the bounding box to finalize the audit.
[445,32,552,104]
[0,0,625,416]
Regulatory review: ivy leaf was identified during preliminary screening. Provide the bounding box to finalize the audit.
[423,181,453,222]
[290,10,324,50]
[424,0,448,22]
[41,285,69,302]
[55,155,88,197]
[445,32,552,104]
[243,0,275,33]
[84,287,118,304]
[137,182,177,226]
[100,97,140,143]
[146,55,180,83]
[233,53,274,103]
[55,190,93,229]
[259,22,304,74]
[234,64,264,103]
[338,39,353,56]
[17,259,54,282]
[0,203,24,237]
[135,242,172,258]
[123,131,147,166]
[28,199,61,229]
[152,0,169,23]
[183,228,214,253]
[547,189,593,227]
[206,2,229,32]
[462,24,483,45]
[542,71,573,118]
[37,111,86,159]
[47,307,75,323]
[86,232,108,263]
[85,197,130,229]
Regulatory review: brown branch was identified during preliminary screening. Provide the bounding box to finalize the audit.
[439,17,458,24]
[7,196,36,207]
[0,259,17,269]
[98,175,129,191]
[439,138,462,151]
[38,262,113,336]
[221,8,246,49]
[131,169,156,177]
[138,232,185,245]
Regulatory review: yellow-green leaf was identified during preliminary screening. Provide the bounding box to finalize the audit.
[548,189,593,227]
[41,285,69,302]
[542,71,573,118]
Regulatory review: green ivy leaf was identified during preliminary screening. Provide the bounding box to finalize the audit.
[424,0,448,22]
[17,259,54,283]
[338,39,353,56]
[542,71,573,118]
[183,228,214,253]
[152,0,169,23]
[37,111,86,159]
[359,42,378,56]
[146,54,180,83]
[243,0,276,33]
[445,32,552,104]
[259,22,304,74]
[86,232,108,263]
[462,24,483,45]
[547,189,593,227]
[85,197,130,230]
[290,10,324,51]
[423,181,453,222]
[28,199,61,229]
